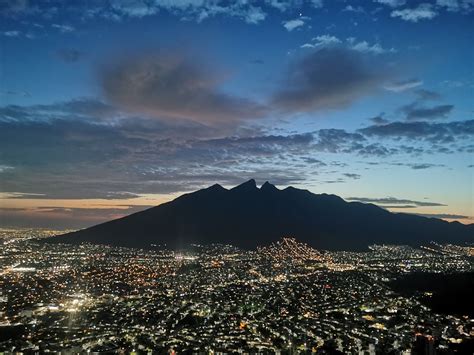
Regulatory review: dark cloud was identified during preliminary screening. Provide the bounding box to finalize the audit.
[369,114,389,125]
[0,110,313,199]
[346,196,446,207]
[272,47,387,113]
[414,89,442,101]
[343,173,361,179]
[356,143,394,157]
[0,90,30,97]
[0,98,470,201]
[359,119,474,142]
[0,97,119,123]
[401,102,454,120]
[409,213,470,220]
[377,205,417,209]
[56,48,83,63]
[302,157,326,165]
[409,163,443,170]
[313,129,366,152]
[101,53,267,126]
[360,160,444,169]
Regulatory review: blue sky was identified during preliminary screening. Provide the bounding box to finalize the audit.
[0,0,473,228]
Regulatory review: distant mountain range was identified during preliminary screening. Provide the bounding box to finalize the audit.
[51,180,473,251]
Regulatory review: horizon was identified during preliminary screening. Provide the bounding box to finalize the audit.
[1,0,473,230]
[2,178,472,231]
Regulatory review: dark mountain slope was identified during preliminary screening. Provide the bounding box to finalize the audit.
[51,180,473,250]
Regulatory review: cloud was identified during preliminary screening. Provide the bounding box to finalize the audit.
[391,3,438,22]
[343,173,361,179]
[282,16,310,31]
[301,34,341,49]
[2,30,21,37]
[272,47,388,113]
[56,48,83,63]
[0,90,30,97]
[0,97,120,123]
[302,35,395,55]
[410,213,471,219]
[401,103,454,120]
[384,78,423,92]
[313,34,341,45]
[347,38,396,55]
[1,97,470,202]
[409,163,444,169]
[414,89,442,101]
[369,114,389,125]
[0,105,314,199]
[107,0,267,24]
[110,0,159,18]
[436,0,474,13]
[0,1,267,25]
[359,119,474,142]
[101,53,267,126]
[310,0,324,8]
[51,24,75,33]
[346,196,447,207]
[343,5,365,13]
[374,0,406,7]
[0,165,14,173]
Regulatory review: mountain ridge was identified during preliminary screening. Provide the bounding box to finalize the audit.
[50,180,473,251]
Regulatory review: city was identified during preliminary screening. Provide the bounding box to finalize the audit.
[1,230,472,353]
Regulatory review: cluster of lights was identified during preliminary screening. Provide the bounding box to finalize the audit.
[257,237,329,263]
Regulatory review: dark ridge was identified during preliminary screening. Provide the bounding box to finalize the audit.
[50,180,474,251]
[231,179,257,192]
[261,181,278,192]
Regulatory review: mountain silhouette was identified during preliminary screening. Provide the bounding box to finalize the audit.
[51,180,473,250]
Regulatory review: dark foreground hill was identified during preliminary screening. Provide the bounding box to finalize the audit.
[51,180,473,251]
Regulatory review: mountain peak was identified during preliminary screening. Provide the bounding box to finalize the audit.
[208,183,226,191]
[231,179,257,192]
[261,181,278,192]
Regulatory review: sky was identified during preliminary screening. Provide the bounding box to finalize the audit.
[0,0,473,229]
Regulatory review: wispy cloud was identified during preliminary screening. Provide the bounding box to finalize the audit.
[374,0,406,8]
[282,16,310,31]
[384,79,423,92]
[301,35,395,54]
[391,3,438,22]
[51,24,75,33]
[346,196,446,207]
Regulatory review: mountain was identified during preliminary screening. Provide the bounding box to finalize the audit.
[51,180,473,251]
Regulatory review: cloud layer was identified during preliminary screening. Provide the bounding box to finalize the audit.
[1,98,472,200]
